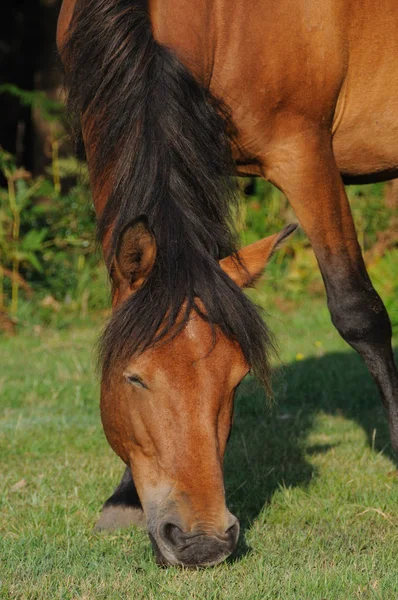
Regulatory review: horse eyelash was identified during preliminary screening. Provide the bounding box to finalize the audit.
[124,374,148,389]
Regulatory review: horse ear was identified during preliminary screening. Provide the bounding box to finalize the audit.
[112,216,156,292]
[220,224,298,288]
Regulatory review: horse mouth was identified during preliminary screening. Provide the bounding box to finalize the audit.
[148,521,240,568]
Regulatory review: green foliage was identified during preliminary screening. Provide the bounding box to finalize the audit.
[368,250,398,334]
[0,83,64,122]
[347,183,394,249]
[239,179,291,243]
[0,84,110,325]
[0,147,109,323]
[0,149,48,312]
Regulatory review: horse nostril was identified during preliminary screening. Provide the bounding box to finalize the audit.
[225,518,240,547]
[161,522,184,548]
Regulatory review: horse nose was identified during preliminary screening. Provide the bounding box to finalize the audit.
[156,515,240,567]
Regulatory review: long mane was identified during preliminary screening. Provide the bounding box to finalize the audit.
[64,0,274,390]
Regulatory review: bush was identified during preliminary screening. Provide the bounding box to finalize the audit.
[0,147,109,325]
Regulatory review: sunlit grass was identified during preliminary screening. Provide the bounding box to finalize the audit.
[1,284,398,599]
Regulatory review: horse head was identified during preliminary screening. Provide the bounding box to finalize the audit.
[100,217,296,566]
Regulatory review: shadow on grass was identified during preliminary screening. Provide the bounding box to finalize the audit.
[225,346,398,560]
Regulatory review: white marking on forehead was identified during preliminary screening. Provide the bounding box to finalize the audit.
[185,317,200,342]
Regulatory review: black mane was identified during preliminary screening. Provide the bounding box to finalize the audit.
[64,0,274,390]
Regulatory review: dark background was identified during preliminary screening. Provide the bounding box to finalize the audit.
[0,0,62,175]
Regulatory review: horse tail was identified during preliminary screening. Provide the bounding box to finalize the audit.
[63,0,274,391]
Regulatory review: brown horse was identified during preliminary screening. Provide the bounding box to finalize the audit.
[57,0,398,567]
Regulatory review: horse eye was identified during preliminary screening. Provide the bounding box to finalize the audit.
[124,374,148,389]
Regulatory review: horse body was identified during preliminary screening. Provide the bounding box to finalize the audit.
[57,0,398,567]
[150,0,398,181]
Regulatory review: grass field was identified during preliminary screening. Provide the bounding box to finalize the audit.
[1,279,398,599]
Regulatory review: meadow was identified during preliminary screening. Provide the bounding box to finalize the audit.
[1,239,398,599]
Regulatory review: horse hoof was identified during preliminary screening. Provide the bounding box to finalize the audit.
[94,505,146,532]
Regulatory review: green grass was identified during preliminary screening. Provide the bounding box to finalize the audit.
[1,286,398,599]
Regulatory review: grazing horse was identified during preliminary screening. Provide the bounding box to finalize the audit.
[57,0,398,567]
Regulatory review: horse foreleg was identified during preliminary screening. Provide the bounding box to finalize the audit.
[95,467,146,531]
[265,130,398,452]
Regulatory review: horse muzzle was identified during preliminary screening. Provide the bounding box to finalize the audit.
[148,513,240,567]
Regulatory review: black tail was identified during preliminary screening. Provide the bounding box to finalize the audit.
[63,0,274,390]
